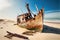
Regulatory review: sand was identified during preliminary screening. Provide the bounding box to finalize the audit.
[0,20,60,40]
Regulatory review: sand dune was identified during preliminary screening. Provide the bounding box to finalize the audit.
[0,19,60,40]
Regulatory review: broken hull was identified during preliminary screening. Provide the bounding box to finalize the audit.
[26,11,43,32]
[17,9,43,32]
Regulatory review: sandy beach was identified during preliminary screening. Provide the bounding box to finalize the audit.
[0,19,60,40]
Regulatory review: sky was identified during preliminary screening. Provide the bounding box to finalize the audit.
[0,0,60,20]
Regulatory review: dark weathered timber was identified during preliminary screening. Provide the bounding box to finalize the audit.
[4,31,29,40]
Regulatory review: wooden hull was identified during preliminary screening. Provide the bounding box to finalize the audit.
[17,8,43,32]
[26,10,43,32]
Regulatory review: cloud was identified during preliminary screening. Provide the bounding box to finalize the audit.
[0,0,11,10]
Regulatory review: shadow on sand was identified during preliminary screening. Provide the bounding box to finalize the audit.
[42,25,60,34]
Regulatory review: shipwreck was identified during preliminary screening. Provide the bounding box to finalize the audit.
[17,4,44,32]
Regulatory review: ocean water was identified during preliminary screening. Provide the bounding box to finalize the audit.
[44,18,60,23]
[44,18,60,20]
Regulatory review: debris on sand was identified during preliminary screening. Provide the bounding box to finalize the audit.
[22,30,36,36]
[4,31,29,40]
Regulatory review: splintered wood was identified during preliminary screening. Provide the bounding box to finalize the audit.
[17,4,43,32]
[26,9,43,32]
[17,8,43,32]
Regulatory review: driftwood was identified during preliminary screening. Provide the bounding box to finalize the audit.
[22,30,36,36]
[4,31,29,40]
